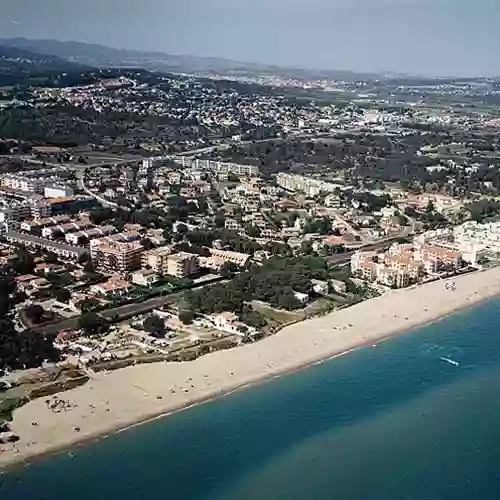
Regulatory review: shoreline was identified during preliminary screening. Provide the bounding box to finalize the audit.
[2,267,500,471]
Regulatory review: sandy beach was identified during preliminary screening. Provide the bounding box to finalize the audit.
[2,267,500,468]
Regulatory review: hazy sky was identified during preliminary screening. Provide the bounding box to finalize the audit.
[2,0,500,77]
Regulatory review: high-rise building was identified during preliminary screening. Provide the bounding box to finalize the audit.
[90,233,144,274]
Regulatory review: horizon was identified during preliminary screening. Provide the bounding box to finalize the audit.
[2,0,500,78]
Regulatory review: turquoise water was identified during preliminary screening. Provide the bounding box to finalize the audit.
[3,298,500,499]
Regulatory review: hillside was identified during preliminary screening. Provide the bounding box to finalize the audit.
[0,38,380,81]
[0,45,87,74]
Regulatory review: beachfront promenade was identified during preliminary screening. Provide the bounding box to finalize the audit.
[2,266,500,468]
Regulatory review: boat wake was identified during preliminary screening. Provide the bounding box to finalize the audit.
[439,357,460,367]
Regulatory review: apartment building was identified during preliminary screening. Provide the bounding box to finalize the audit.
[65,225,116,245]
[454,221,500,252]
[42,220,94,239]
[142,246,172,275]
[166,252,199,279]
[378,268,411,289]
[20,215,71,233]
[209,248,250,267]
[419,246,462,271]
[384,255,423,280]
[1,174,45,194]
[276,173,342,198]
[4,232,89,261]
[91,234,144,274]
[211,161,259,178]
[44,185,74,199]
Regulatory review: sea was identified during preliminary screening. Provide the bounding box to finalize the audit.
[3,298,500,500]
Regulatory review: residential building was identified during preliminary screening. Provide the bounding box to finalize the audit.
[208,248,250,267]
[225,218,241,231]
[276,173,342,197]
[418,246,462,271]
[44,185,74,198]
[377,268,410,289]
[330,279,347,294]
[208,311,238,331]
[166,252,199,278]
[91,277,134,296]
[132,269,159,287]
[65,225,116,245]
[207,311,255,336]
[20,215,71,232]
[294,291,310,304]
[1,174,45,194]
[311,279,329,295]
[42,221,93,239]
[142,246,173,275]
[91,235,144,274]
[356,261,378,281]
[4,232,89,261]
[15,275,52,297]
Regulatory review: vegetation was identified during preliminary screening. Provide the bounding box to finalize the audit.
[143,316,166,338]
[186,255,337,316]
[0,269,59,374]
[78,313,109,337]
[466,199,500,222]
[178,310,195,325]
[23,304,46,325]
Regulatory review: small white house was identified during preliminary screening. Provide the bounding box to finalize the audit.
[330,279,347,294]
[311,279,329,296]
[132,269,159,287]
[293,291,310,304]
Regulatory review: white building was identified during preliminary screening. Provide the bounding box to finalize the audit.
[132,269,159,287]
[1,174,45,194]
[44,185,74,199]
[276,173,343,198]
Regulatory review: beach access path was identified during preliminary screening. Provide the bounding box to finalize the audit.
[2,266,500,468]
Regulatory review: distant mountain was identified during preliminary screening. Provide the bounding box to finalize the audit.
[0,37,255,74]
[0,38,380,81]
[0,44,88,74]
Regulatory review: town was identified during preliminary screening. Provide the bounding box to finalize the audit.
[2,46,500,424]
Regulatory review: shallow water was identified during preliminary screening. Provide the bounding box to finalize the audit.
[2,298,500,500]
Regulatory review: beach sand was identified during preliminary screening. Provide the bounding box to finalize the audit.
[2,267,500,468]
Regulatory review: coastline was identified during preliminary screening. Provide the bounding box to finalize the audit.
[2,267,500,470]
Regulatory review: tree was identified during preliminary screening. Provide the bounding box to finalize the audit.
[304,217,333,235]
[140,238,155,251]
[78,299,100,313]
[44,252,59,264]
[143,316,166,337]
[55,288,71,303]
[14,246,35,275]
[215,214,225,228]
[179,310,195,325]
[24,304,45,324]
[220,262,238,278]
[245,224,261,238]
[78,313,107,336]
[300,241,314,255]
[276,290,303,310]
[83,261,95,274]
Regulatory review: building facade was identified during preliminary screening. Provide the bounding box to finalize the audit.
[166,252,199,278]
